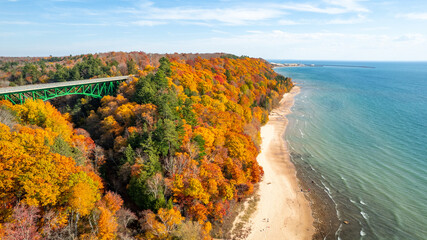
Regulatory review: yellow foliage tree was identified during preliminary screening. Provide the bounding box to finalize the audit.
[97,206,118,240]
[67,172,101,216]
[8,99,74,143]
[184,178,210,204]
[143,207,184,239]
[0,123,78,208]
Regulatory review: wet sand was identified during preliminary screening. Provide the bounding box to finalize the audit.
[291,155,341,239]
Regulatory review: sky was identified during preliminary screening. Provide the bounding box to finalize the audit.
[1,0,427,60]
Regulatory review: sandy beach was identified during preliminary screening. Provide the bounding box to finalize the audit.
[246,86,315,240]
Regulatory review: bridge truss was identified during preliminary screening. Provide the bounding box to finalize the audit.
[0,76,130,104]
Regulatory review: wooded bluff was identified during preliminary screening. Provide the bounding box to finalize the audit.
[0,53,293,239]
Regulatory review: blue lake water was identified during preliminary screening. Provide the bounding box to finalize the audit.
[273,61,427,240]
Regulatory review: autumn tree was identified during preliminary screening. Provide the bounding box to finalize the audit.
[141,207,184,239]
[3,203,41,240]
[0,100,106,239]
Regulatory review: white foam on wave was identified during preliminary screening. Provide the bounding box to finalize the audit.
[322,182,332,196]
[360,229,366,236]
[320,181,335,204]
[361,211,369,220]
[321,181,341,218]
[360,200,366,205]
[299,128,304,137]
[335,223,343,240]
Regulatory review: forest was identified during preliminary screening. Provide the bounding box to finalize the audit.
[0,52,225,87]
[0,52,293,239]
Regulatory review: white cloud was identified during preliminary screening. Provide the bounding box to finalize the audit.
[276,14,367,26]
[115,0,369,26]
[276,0,368,15]
[115,0,285,25]
[323,0,369,13]
[144,7,283,25]
[275,4,345,14]
[246,30,263,34]
[36,0,372,28]
[169,30,427,61]
[0,21,34,25]
[362,27,389,31]
[326,14,367,24]
[59,20,165,27]
[211,29,230,34]
[60,22,108,26]
[393,34,425,42]
[132,20,166,26]
[398,13,427,20]
[278,19,300,25]
[0,32,15,37]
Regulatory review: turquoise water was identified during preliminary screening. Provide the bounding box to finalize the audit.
[274,61,427,240]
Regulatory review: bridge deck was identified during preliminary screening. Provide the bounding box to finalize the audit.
[0,76,131,95]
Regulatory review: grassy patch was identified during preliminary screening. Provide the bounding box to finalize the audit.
[211,185,260,239]
[231,192,260,239]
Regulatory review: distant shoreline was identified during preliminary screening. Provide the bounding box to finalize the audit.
[270,62,375,69]
[270,62,308,68]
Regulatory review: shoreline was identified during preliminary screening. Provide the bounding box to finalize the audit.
[290,151,341,239]
[245,86,315,240]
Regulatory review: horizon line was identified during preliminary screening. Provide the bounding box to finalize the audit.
[1,51,426,62]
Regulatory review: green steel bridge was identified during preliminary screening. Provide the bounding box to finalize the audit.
[0,76,131,104]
